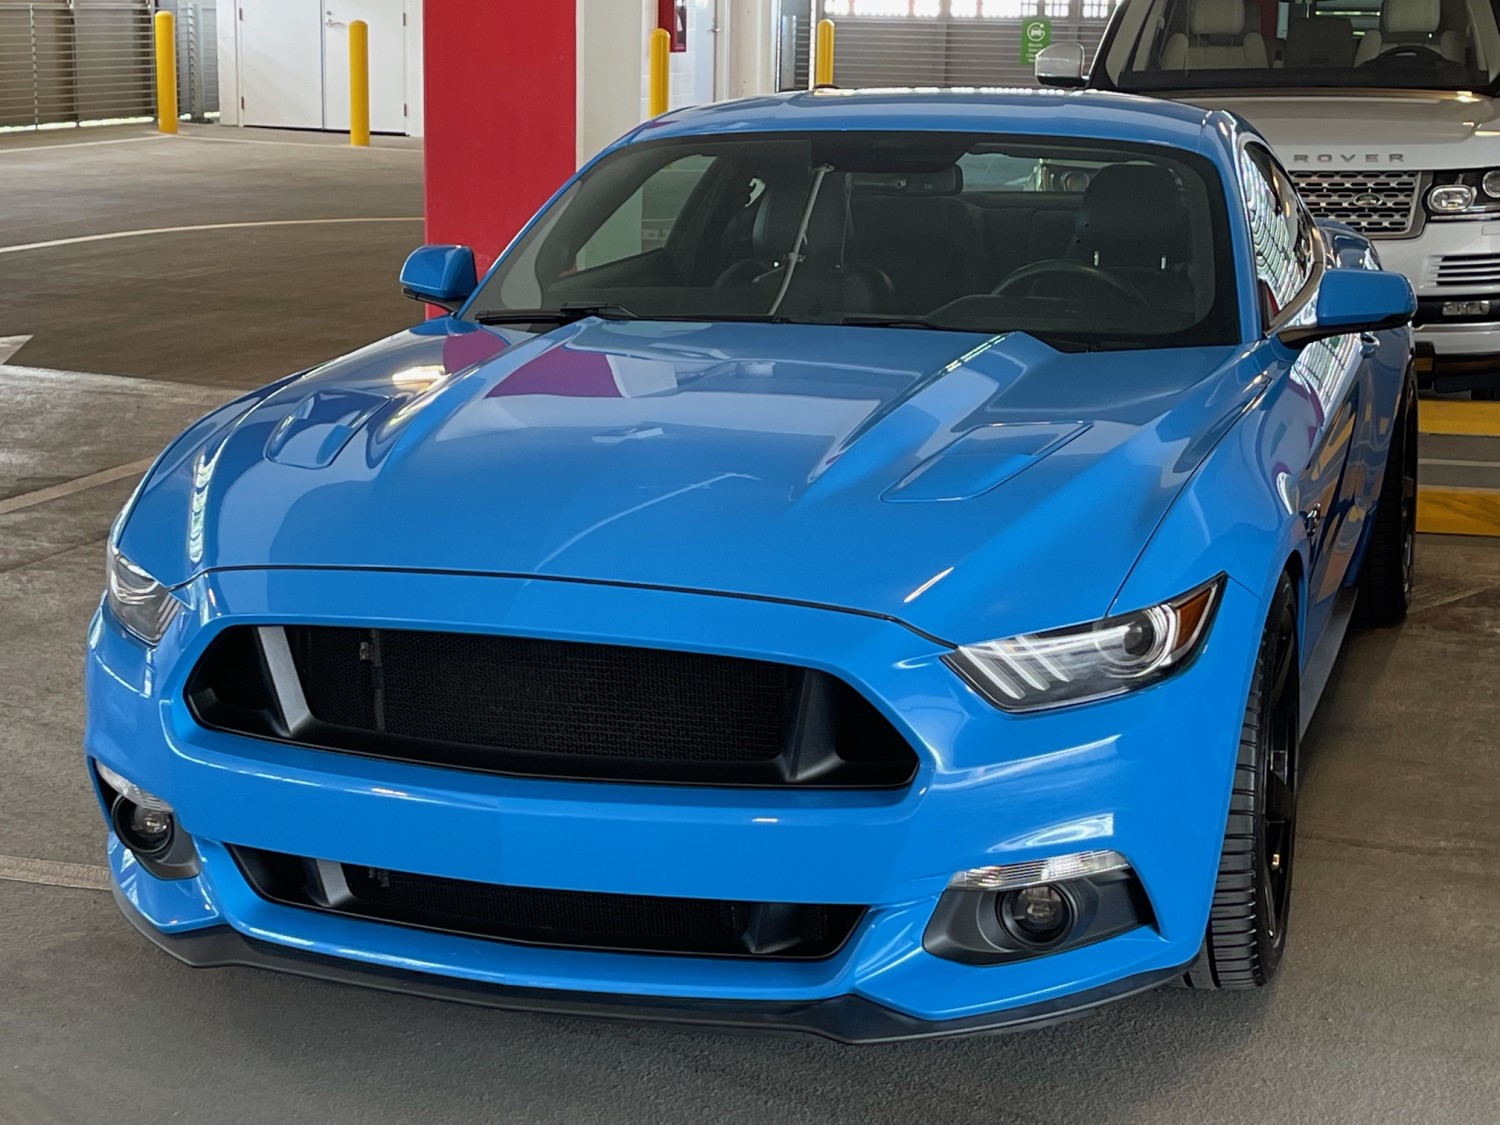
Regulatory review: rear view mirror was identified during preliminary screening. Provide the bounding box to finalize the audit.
[1278,268,1416,347]
[1034,44,1087,88]
[400,245,477,312]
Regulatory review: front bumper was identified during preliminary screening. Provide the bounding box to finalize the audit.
[1378,219,1500,363]
[88,566,1263,1035]
[112,881,1188,1044]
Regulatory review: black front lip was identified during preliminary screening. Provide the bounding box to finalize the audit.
[113,885,1187,1045]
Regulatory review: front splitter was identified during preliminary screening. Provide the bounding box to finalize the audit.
[113,884,1186,1044]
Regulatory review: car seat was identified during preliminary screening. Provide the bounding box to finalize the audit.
[1161,0,1270,69]
[1352,0,1465,64]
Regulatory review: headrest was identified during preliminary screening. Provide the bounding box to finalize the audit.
[1284,16,1355,68]
[1189,0,1246,37]
[1383,0,1441,35]
[752,171,814,257]
[849,166,963,196]
[1071,164,1190,269]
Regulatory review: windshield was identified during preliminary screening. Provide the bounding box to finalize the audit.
[1103,0,1500,92]
[467,131,1239,351]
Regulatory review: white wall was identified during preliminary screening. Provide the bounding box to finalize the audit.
[215,0,425,135]
[577,0,646,166]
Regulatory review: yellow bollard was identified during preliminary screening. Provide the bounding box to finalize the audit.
[153,10,177,134]
[349,19,370,146]
[648,27,671,117]
[814,19,835,87]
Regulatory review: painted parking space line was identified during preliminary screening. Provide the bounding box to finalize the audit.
[0,133,165,155]
[0,854,109,892]
[0,458,155,517]
[1419,399,1500,437]
[174,134,422,154]
[1419,486,1500,538]
[0,216,422,257]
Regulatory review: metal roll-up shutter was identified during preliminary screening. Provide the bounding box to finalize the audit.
[780,0,1121,91]
[0,0,156,131]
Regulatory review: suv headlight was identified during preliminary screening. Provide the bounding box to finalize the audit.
[944,576,1224,713]
[104,541,184,645]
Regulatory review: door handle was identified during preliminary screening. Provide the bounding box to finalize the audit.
[1359,331,1378,355]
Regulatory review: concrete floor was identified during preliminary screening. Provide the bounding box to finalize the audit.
[3,125,1500,1125]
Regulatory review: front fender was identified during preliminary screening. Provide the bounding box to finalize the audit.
[1112,347,1313,657]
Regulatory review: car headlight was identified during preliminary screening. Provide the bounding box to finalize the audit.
[944,576,1224,713]
[104,541,183,645]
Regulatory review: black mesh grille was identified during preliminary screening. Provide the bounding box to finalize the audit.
[231,846,864,961]
[187,626,918,788]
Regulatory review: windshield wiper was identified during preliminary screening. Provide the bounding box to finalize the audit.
[473,301,638,325]
[840,314,980,332]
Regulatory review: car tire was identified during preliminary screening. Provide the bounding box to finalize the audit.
[1182,573,1299,991]
[1358,372,1418,627]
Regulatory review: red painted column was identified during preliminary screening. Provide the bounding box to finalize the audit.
[422,1,578,274]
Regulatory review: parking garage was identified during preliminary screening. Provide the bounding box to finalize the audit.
[3,2,1500,1122]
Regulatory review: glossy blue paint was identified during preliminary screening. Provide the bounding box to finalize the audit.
[1310,267,1418,335]
[399,244,477,307]
[88,90,1413,1030]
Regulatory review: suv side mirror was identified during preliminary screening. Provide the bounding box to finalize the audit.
[1034,43,1087,88]
[400,245,477,312]
[1277,268,1416,348]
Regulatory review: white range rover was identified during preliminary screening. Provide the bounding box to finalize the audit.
[1040,0,1500,394]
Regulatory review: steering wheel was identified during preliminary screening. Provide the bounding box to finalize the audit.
[991,260,1149,306]
[1361,44,1446,66]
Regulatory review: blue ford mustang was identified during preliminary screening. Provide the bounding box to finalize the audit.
[87,90,1417,1042]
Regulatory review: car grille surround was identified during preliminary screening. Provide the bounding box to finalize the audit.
[186,625,919,789]
[1289,170,1421,237]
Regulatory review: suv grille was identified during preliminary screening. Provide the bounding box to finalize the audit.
[187,626,918,788]
[231,846,865,960]
[1289,171,1420,236]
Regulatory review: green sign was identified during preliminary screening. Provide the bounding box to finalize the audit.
[1021,18,1052,64]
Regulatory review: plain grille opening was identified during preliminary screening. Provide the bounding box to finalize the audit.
[187,626,919,789]
[231,846,865,961]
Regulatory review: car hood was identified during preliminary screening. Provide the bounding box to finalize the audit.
[1180,90,1500,166]
[123,318,1254,644]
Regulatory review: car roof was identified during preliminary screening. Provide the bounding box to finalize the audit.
[631,88,1219,153]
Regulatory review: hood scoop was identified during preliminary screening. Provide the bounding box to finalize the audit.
[265,388,392,469]
[882,422,1088,503]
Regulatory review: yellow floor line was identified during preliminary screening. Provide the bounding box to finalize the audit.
[1419,486,1500,537]
[1419,400,1500,437]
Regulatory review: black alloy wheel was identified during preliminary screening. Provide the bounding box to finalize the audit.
[1184,573,1300,990]
[1359,372,1418,626]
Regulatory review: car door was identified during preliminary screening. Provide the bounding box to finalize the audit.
[1241,143,1372,649]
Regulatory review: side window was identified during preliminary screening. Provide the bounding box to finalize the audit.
[576,154,716,271]
[1239,144,1316,323]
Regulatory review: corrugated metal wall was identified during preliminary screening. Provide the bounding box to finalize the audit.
[0,0,156,129]
[159,0,218,118]
[779,0,1119,91]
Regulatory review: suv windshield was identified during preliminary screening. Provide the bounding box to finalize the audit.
[1102,0,1500,92]
[467,131,1239,351]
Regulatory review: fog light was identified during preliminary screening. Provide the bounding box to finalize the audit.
[96,761,176,858]
[124,803,173,852]
[1429,184,1477,213]
[1000,884,1073,946]
[1442,299,1490,317]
